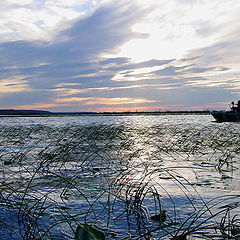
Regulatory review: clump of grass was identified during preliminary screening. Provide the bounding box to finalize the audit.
[0,122,239,239]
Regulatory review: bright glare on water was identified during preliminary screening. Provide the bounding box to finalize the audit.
[0,114,214,127]
[0,114,240,239]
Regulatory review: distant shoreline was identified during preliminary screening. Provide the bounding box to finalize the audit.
[0,110,211,117]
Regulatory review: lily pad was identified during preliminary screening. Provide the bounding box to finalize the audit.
[75,224,105,240]
[150,210,166,223]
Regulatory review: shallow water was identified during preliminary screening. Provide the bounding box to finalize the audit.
[0,114,240,239]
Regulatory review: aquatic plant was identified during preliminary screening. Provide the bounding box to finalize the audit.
[0,120,239,239]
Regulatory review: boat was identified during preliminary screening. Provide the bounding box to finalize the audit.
[210,101,240,122]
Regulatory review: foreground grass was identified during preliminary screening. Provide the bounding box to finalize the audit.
[0,122,240,239]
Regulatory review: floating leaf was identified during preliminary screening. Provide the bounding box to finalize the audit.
[232,227,240,237]
[171,235,187,240]
[58,206,70,210]
[150,210,166,223]
[75,224,105,240]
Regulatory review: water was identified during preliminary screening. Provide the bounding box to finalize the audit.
[0,114,213,127]
[0,114,240,239]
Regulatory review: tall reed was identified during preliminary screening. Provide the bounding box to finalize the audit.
[0,122,239,239]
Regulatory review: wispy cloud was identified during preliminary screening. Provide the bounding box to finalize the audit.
[55,97,155,105]
[0,76,30,95]
[1,0,240,111]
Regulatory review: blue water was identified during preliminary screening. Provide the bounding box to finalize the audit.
[0,114,214,127]
[0,114,239,239]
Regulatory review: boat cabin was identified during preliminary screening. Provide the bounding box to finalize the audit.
[210,100,240,122]
[230,100,240,112]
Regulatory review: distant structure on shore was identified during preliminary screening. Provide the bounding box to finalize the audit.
[0,109,210,116]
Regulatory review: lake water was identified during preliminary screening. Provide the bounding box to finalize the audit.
[0,114,240,239]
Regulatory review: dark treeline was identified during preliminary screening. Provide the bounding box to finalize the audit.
[0,109,210,117]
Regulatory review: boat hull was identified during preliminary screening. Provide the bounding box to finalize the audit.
[210,111,240,122]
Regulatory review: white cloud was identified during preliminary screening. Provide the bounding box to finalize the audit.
[0,0,240,111]
[0,0,86,41]
[6,0,34,5]
[0,76,30,96]
[45,0,89,7]
[110,0,240,62]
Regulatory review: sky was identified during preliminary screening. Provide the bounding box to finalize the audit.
[1,0,240,112]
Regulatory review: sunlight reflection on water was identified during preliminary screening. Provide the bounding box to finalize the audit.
[0,114,214,127]
[0,114,240,239]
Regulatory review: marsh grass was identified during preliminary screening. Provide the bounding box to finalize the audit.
[0,121,240,239]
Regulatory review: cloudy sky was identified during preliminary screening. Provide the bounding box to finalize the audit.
[1,0,240,112]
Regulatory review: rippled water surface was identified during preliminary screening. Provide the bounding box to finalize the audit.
[0,114,240,239]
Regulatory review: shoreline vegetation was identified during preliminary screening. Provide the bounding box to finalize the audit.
[0,109,211,117]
